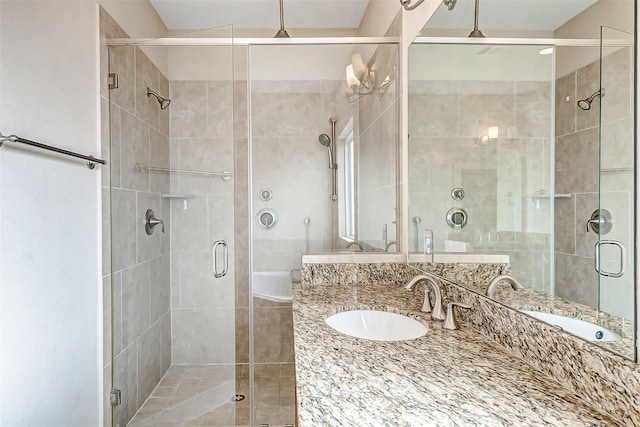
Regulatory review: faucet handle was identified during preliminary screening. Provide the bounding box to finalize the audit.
[419,284,431,313]
[443,302,471,330]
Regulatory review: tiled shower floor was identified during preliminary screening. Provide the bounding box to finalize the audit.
[127,364,295,427]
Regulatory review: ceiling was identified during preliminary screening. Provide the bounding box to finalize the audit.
[148,0,599,33]
[426,0,599,32]
[149,0,371,31]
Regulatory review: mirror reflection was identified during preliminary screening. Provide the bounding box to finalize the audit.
[408,0,635,360]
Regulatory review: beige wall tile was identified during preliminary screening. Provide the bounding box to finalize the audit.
[120,110,150,191]
[137,192,162,263]
[170,81,208,138]
[172,308,235,364]
[137,321,163,405]
[555,252,597,308]
[555,72,575,137]
[111,188,137,271]
[555,127,598,194]
[121,262,151,348]
[554,195,576,254]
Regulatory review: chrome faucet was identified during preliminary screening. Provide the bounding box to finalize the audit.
[404,275,445,321]
[443,302,471,330]
[486,275,524,298]
[346,241,364,252]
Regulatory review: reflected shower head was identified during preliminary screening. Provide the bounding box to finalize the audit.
[577,89,604,111]
[318,133,334,169]
[147,87,171,110]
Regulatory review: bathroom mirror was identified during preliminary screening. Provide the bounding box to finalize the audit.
[408,0,636,361]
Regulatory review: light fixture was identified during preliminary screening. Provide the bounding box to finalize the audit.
[477,126,499,145]
[345,53,393,102]
[399,0,425,10]
[538,47,553,55]
[488,126,499,139]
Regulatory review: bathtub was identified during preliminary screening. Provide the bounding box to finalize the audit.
[252,271,292,302]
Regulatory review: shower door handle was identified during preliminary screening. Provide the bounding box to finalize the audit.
[594,240,625,278]
[212,240,228,278]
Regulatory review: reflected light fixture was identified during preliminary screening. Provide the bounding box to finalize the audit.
[345,53,393,102]
[538,47,553,55]
[478,126,499,145]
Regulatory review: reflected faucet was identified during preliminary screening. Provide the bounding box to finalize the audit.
[346,241,364,252]
[385,241,396,252]
[486,275,524,298]
[404,275,445,321]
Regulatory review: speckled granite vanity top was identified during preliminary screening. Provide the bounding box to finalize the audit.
[292,283,620,426]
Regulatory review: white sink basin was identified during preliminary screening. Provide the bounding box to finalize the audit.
[522,310,622,342]
[325,310,428,341]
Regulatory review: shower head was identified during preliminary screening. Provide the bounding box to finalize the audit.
[577,89,604,111]
[318,133,331,147]
[147,87,171,110]
[318,133,334,169]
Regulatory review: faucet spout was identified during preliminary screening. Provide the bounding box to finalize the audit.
[346,241,364,252]
[486,275,524,298]
[404,275,445,321]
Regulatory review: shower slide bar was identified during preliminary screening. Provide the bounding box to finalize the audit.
[137,164,232,180]
[0,133,107,169]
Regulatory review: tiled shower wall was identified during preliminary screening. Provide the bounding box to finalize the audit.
[408,79,552,293]
[167,79,236,367]
[100,8,172,427]
[554,46,634,319]
[251,80,340,272]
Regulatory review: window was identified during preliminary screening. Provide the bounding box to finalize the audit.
[344,131,355,240]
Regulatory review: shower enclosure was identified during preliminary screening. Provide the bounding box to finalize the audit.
[104,20,240,426]
[103,6,401,422]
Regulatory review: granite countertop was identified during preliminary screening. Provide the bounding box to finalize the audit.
[292,283,621,426]
[410,262,634,359]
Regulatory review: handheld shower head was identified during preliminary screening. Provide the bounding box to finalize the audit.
[318,133,330,147]
[577,89,604,111]
[318,133,334,169]
[147,87,171,110]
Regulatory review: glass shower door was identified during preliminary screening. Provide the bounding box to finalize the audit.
[596,25,636,359]
[106,25,238,426]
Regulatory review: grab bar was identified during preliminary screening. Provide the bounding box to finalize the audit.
[212,240,228,278]
[137,164,232,181]
[0,133,107,169]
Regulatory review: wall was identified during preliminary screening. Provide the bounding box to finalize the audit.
[100,9,172,426]
[99,0,169,77]
[0,1,101,425]
[555,0,634,78]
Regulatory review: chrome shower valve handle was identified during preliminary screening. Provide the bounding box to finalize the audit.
[145,209,164,235]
